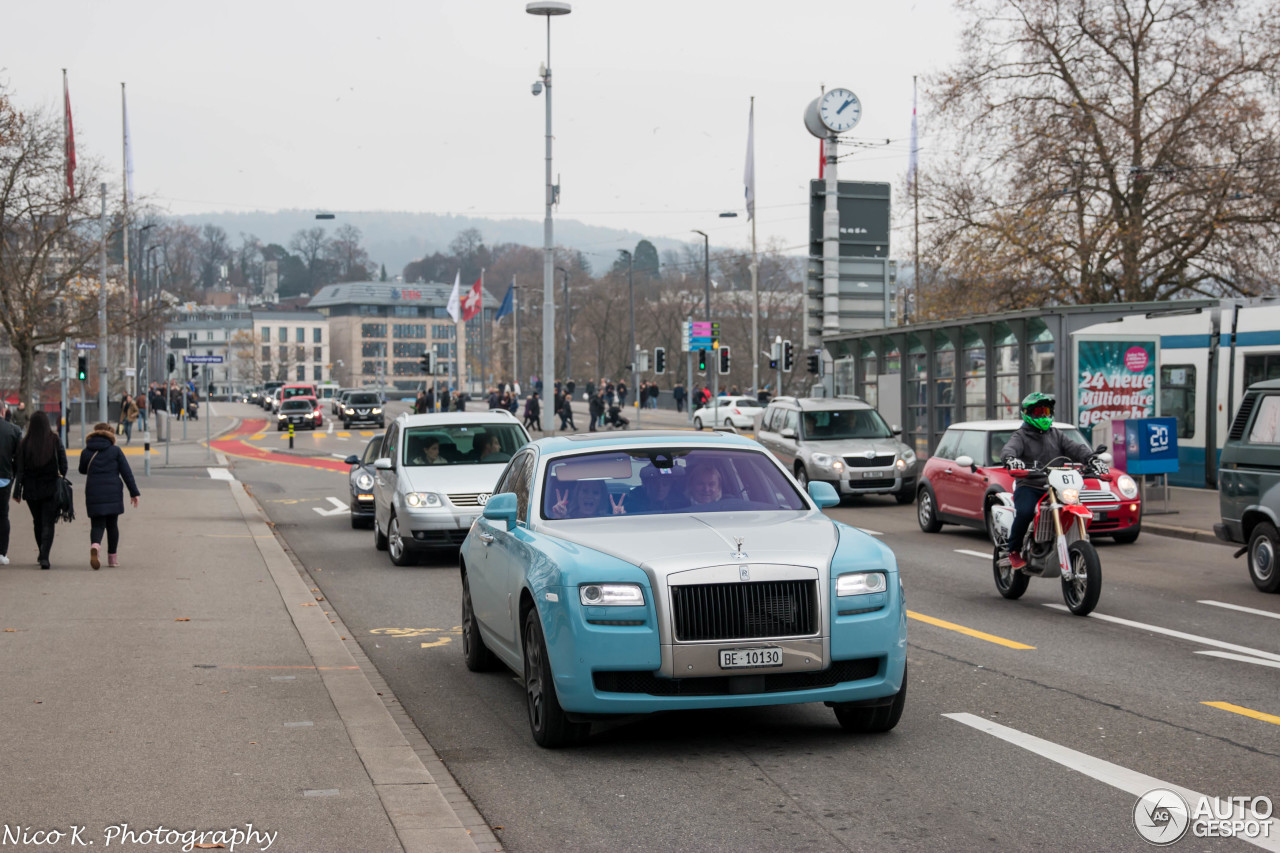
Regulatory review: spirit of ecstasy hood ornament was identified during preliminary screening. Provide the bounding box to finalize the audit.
[732,536,748,560]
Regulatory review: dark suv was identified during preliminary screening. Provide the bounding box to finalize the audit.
[339,391,385,429]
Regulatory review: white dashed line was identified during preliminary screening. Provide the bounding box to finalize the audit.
[954,549,992,559]
[1194,651,1280,670]
[1198,600,1280,621]
[1044,604,1280,663]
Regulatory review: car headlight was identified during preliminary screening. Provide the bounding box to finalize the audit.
[405,491,443,508]
[836,572,888,596]
[344,407,355,414]
[371,407,382,414]
[1116,474,1138,499]
[811,453,844,471]
[277,413,286,419]
[1060,488,1080,505]
[356,473,374,490]
[896,458,907,470]
[579,583,645,606]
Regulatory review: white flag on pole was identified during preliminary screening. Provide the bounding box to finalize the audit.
[123,84,135,204]
[907,78,918,190]
[743,100,756,220]
[446,270,462,322]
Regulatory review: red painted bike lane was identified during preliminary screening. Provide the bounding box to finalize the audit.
[212,419,350,473]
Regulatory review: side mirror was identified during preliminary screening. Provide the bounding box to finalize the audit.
[374,457,392,470]
[344,454,359,465]
[482,492,518,530]
[780,428,796,439]
[955,454,976,470]
[891,425,902,436]
[807,481,840,509]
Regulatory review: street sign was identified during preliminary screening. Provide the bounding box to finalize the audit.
[75,342,97,350]
[183,355,224,364]
[169,337,189,350]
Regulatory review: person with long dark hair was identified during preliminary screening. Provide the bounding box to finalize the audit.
[79,422,141,569]
[12,410,68,569]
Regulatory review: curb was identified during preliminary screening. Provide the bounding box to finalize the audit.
[1144,522,1233,547]
[225,478,486,853]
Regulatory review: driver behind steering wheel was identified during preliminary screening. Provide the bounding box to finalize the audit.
[999,392,1102,570]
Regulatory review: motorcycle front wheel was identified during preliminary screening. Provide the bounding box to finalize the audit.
[1062,540,1102,616]
[992,546,1029,599]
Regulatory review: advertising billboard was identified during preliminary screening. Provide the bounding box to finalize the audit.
[1074,336,1159,441]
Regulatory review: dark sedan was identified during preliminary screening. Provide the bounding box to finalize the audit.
[344,434,383,528]
[339,391,385,428]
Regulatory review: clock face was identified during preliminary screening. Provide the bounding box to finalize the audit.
[819,88,862,133]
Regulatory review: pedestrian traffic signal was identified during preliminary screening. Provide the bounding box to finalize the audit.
[806,353,820,375]
[419,352,434,374]
[697,348,708,372]
[768,356,778,370]
[718,345,731,375]
[167,353,176,374]
[782,340,794,373]
[191,364,199,378]
[654,346,666,375]
[76,355,87,381]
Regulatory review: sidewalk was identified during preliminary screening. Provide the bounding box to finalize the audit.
[0,463,491,851]
[1139,484,1229,547]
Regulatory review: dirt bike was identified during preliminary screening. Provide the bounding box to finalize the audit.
[987,456,1106,616]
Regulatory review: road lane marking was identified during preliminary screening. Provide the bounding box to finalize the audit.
[208,468,235,481]
[1044,605,1280,663]
[1199,600,1280,621]
[312,497,349,517]
[944,713,1280,851]
[1195,651,1280,670]
[331,453,351,460]
[955,549,992,559]
[1202,701,1280,726]
[907,610,1035,650]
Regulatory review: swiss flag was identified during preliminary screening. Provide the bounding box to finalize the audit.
[461,276,483,322]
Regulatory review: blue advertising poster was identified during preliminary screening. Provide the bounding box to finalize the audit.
[1075,338,1157,441]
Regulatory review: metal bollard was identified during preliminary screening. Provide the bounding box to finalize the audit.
[288,422,295,449]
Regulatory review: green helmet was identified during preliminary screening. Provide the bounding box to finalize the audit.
[1020,391,1055,432]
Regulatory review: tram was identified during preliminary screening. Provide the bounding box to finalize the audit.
[1074,298,1280,488]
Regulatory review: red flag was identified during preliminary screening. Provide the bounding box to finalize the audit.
[818,138,824,180]
[461,276,483,322]
[64,71,76,195]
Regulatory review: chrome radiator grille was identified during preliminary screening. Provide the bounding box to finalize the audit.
[449,493,485,507]
[670,580,817,641]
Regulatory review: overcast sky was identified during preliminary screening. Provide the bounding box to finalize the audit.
[3,0,961,256]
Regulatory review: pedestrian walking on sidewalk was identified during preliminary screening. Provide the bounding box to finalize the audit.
[12,410,67,569]
[0,411,21,565]
[119,393,139,444]
[78,423,140,570]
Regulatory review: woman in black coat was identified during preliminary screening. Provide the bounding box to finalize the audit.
[78,423,141,570]
[13,410,68,569]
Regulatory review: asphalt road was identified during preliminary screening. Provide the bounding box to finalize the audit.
[224,407,1280,852]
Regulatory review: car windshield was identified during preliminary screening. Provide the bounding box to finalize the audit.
[282,387,312,399]
[801,409,893,440]
[281,400,313,412]
[540,448,807,519]
[402,423,527,466]
[988,427,1090,466]
[347,393,379,405]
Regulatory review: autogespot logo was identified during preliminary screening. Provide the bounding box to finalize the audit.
[1134,789,1190,845]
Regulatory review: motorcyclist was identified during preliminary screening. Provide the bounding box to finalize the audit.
[999,392,1105,570]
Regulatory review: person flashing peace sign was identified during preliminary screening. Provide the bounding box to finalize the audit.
[548,480,626,519]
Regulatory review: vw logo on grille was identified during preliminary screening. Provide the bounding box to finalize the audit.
[476,493,491,506]
[863,450,877,459]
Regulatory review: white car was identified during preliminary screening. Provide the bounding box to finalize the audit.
[693,396,763,431]
[372,411,532,565]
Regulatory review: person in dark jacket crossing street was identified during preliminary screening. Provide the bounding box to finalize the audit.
[13,410,67,569]
[78,423,141,569]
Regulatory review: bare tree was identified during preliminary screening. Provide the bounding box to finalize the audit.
[289,226,332,294]
[0,90,124,413]
[920,0,1280,315]
[197,223,230,290]
[326,223,371,282]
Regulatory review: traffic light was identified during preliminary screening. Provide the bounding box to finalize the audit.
[718,345,731,375]
[191,364,200,379]
[782,340,794,373]
[654,346,666,375]
[419,352,434,374]
[167,353,176,374]
[806,353,821,375]
[76,356,87,381]
[697,348,708,372]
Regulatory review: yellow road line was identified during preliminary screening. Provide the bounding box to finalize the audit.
[907,610,1036,650]
[1202,701,1280,725]
[337,431,351,438]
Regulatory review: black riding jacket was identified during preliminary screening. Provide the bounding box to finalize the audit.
[999,423,1094,491]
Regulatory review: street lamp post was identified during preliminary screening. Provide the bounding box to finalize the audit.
[556,265,570,384]
[618,250,637,424]
[691,229,716,402]
[528,1,571,430]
